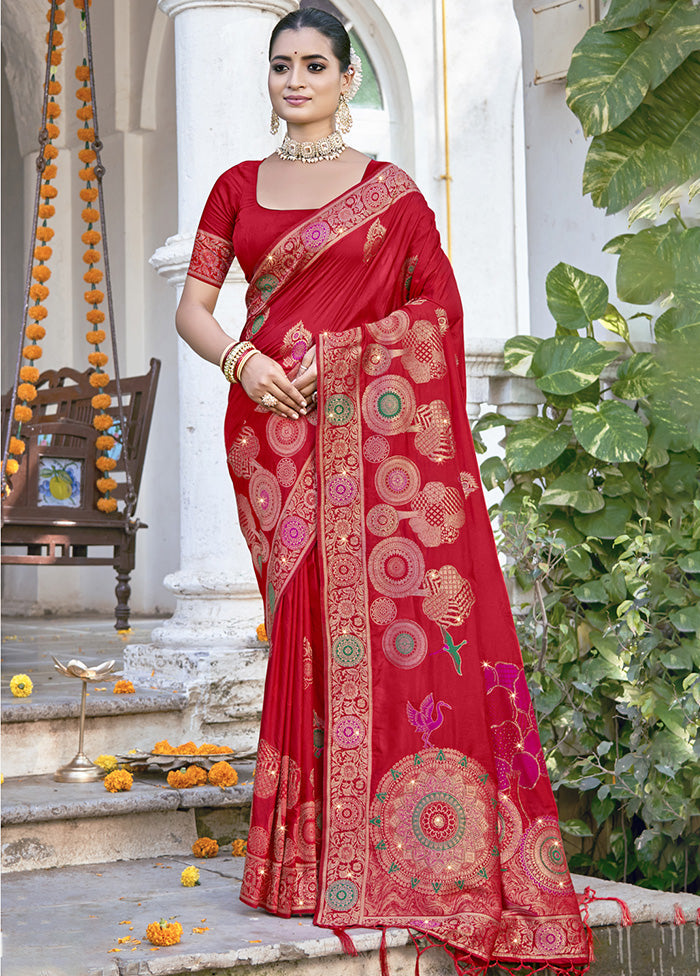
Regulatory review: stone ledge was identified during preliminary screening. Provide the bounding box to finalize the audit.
[2,691,187,724]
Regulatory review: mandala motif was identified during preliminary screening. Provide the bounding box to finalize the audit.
[256,273,278,297]
[325,878,359,912]
[460,471,478,499]
[369,748,497,894]
[422,564,475,627]
[329,553,362,588]
[362,375,416,436]
[250,468,282,531]
[363,435,390,464]
[326,474,359,507]
[521,818,572,894]
[332,714,366,749]
[362,344,392,375]
[302,220,332,251]
[366,503,399,537]
[369,537,425,597]
[401,318,447,384]
[375,456,420,505]
[247,824,270,857]
[253,738,281,799]
[382,619,428,669]
[335,795,364,831]
[281,321,312,369]
[367,309,410,343]
[276,457,297,488]
[227,426,260,479]
[370,597,397,626]
[362,180,390,211]
[496,792,523,863]
[325,393,354,427]
[534,922,568,954]
[267,414,307,456]
[413,400,456,462]
[409,482,465,548]
[296,800,319,862]
[332,634,365,667]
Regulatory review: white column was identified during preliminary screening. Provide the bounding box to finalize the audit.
[124,0,298,751]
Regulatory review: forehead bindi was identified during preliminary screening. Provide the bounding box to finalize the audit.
[270,26,336,61]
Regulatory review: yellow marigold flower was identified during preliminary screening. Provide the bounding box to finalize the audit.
[83,248,101,264]
[181,866,200,887]
[231,838,247,857]
[42,164,58,180]
[81,207,99,223]
[45,121,60,138]
[48,50,63,67]
[6,459,19,476]
[20,366,40,384]
[208,761,238,788]
[146,919,182,947]
[84,288,104,303]
[79,166,95,181]
[34,245,52,261]
[96,456,117,474]
[192,837,219,859]
[9,437,25,456]
[78,127,95,142]
[43,144,59,160]
[76,105,93,122]
[94,754,118,772]
[153,739,175,755]
[104,769,133,793]
[47,75,62,90]
[175,742,197,755]
[76,85,92,102]
[17,383,38,403]
[32,265,51,282]
[80,186,99,202]
[14,405,33,423]
[10,674,34,697]
[48,8,66,23]
[113,680,135,694]
[42,185,58,200]
[79,148,97,164]
[97,497,118,513]
[256,622,267,641]
[22,345,43,361]
[30,280,50,296]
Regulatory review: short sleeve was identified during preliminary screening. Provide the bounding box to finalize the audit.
[187,167,240,287]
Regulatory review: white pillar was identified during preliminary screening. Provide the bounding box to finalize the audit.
[124,0,298,751]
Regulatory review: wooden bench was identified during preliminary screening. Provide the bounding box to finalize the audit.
[2,359,160,629]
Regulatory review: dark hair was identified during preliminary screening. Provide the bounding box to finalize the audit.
[269,8,351,71]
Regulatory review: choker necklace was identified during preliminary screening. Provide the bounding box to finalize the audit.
[276,131,346,164]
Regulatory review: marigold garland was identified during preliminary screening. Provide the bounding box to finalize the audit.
[10,674,34,698]
[104,769,133,792]
[145,919,182,947]
[192,837,219,859]
[208,761,238,788]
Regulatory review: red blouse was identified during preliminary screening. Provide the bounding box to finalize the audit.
[187,158,385,286]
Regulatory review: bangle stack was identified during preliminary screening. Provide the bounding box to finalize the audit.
[221,341,260,384]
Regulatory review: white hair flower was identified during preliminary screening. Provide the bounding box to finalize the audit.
[347,47,363,100]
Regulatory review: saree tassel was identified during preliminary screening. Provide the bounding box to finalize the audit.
[674,904,687,926]
[332,927,358,957]
[578,885,631,929]
[379,927,390,976]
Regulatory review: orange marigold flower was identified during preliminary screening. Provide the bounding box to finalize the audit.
[192,837,219,859]
[88,351,108,368]
[175,742,198,755]
[96,455,117,472]
[95,434,115,451]
[30,284,50,300]
[91,393,111,410]
[86,329,106,344]
[89,371,110,388]
[22,345,43,361]
[97,497,118,514]
[84,268,103,284]
[93,414,113,431]
[80,187,99,202]
[38,204,55,219]
[46,100,61,117]
[82,231,101,247]
[20,366,40,384]
[9,437,26,456]
[79,148,97,164]
[85,289,104,304]
[47,8,66,23]
[43,164,58,180]
[26,324,47,340]
[153,739,175,755]
[76,105,93,121]
[42,185,58,199]
[96,477,117,493]
[256,623,267,641]
[14,405,32,423]
[28,307,48,324]
[43,144,59,159]
[231,838,247,857]
[17,383,38,402]
[113,680,135,694]
[34,242,52,259]
[49,50,62,67]
[74,0,93,8]
[46,122,60,138]
[81,207,99,223]
[32,266,51,282]
[79,166,95,181]
[104,769,133,793]
[208,761,238,788]
[75,64,91,81]
[6,459,19,476]
[35,227,54,243]
[47,30,64,45]
[166,769,189,788]
[76,86,92,102]
[83,249,101,264]
[47,78,62,93]
[77,127,95,141]
[146,920,182,948]
[86,310,105,325]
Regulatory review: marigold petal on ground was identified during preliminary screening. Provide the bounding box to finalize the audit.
[146,920,182,947]
[231,838,247,857]
[113,680,135,694]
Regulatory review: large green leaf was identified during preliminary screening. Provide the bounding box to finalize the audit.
[567,4,700,136]
[670,605,700,632]
[532,337,619,395]
[604,0,657,30]
[614,221,700,304]
[574,498,633,538]
[598,304,630,342]
[546,263,609,330]
[540,472,605,513]
[480,456,509,490]
[505,418,570,473]
[572,401,649,461]
[612,352,659,399]
[503,336,541,377]
[582,54,700,213]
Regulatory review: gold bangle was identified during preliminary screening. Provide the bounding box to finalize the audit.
[219,341,238,371]
[235,348,260,382]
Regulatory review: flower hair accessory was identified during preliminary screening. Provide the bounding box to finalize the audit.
[347,47,362,100]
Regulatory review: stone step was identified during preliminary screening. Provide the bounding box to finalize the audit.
[1,857,699,976]
[1,766,254,873]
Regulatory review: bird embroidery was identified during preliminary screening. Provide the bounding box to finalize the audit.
[406,692,452,747]
[438,627,468,675]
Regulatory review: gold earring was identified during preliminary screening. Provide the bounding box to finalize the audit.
[270,109,280,135]
[335,93,352,134]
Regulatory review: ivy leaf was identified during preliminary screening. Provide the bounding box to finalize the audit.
[603,233,634,254]
[598,304,630,341]
[560,819,594,837]
[505,418,570,473]
[532,337,619,395]
[573,580,609,603]
[679,552,700,573]
[503,336,541,377]
[546,263,609,331]
[612,352,659,399]
[540,472,605,513]
[670,605,700,633]
[565,548,594,578]
[480,456,509,490]
[575,498,633,539]
[572,401,648,462]
[604,0,657,30]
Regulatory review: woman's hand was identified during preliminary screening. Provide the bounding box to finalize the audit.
[292,345,318,409]
[239,352,307,419]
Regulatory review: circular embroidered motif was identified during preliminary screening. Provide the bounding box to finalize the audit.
[521,817,571,894]
[256,273,278,296]
[250,468,282,531]
[247,825,270,857]
[332,714,366,749]
[375,456,420,505]
[276,457,297,488]
[369,537,425,597]
[361,181,390,211]
[267,414,307,456]
[327,474,359,507]
[253,738,281,799]
[280,515,309,551]
[227,426,260,480]
[302,220,332,251]
[366,504,399,537]
[382,619,428,669]
[298,800,318,862]
[363,435,390,464]
[362,375,416,436]
[534,922,567,954]
[332,634,365,667]
[325,393,355,427]
[362,344,392,376]
[496,792,523,864]
[325,878,359,912]
[370,597,397,626]
[329,552,362,588]
[250,312,266,335]
[335,795,364,831]
[369,748,497,894]
[367,309,410,344]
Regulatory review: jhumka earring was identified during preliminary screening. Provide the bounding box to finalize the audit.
[335,93,353,134]
[270,109,280,135]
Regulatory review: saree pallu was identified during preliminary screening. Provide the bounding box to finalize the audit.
[224,164,590,974]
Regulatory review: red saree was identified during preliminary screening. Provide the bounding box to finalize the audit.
[192,160,590,974]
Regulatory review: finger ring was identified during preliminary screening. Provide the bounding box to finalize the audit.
[260,392,278,408]
[311,391,318,402]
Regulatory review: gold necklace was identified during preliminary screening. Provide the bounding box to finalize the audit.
[276,131,346,164]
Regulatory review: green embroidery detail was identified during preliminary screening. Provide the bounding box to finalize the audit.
[460,756,469,767]
[439,627,468,676]
[375,792,387,803]
[388,862,399,874]
[375,840,387,850]
[411,878,419,889]
[414,754,422,766]
[477,867,488,879]
[456,880,465,890]
[432,881,442,893]
[391,768,402,781]
[478,773,489,784]
[369,817,381,826]
[437,749,446,761]
[250,313,265,335]
[492,845,499,857]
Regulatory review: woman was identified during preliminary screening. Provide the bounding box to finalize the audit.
[176,8,590,974]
